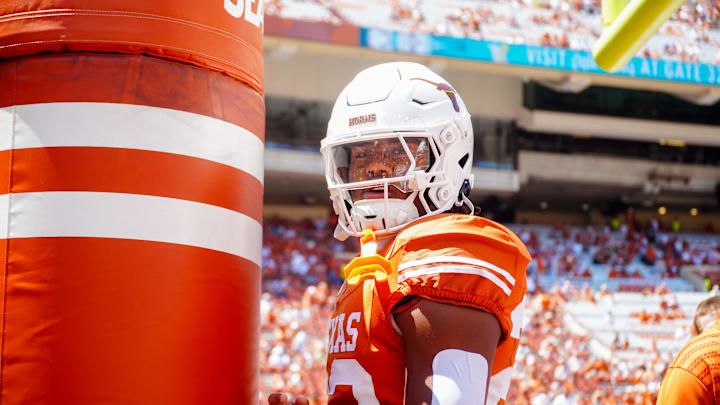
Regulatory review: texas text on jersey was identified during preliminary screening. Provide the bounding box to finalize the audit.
[326,213,531,404]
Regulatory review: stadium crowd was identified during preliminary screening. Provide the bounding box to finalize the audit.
[266,0,720,64]
[261,217,349,299]
[258,286,331,401]
[258,215,720,403]
[507,283,680,405]
[518,217,720,283]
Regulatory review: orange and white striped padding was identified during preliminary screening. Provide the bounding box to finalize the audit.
[0,0,264,402]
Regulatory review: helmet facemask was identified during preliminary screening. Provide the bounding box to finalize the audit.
[323,123,467,240]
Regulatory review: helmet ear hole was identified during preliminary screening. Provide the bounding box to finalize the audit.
[458,153,469,169]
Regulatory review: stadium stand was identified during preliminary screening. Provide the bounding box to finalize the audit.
[258,217,720,403]
[265,0,720,64]
[513,224,707,292]
[507,286,708,404]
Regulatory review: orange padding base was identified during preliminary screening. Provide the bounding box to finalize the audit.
[0,237,260,404]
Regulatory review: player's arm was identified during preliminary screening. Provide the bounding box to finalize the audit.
[395,297,501,405]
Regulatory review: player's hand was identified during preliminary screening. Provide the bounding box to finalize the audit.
[267,393,309,405]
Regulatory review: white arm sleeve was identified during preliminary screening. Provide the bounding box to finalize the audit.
[431,349,489,405]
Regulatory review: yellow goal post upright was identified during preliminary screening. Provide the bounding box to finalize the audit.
[593,0,685,73]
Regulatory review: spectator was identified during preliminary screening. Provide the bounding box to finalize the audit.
[657,297,720,405]
[692,294,720,335]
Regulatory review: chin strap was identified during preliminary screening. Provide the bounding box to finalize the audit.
[454,178,475,215]
[461,193,475,215]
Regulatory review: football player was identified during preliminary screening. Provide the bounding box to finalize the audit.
[270,62,530,404]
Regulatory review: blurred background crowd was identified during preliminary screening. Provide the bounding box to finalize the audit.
[264,0,720,64]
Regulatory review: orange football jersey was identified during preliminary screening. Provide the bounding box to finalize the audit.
[657,319,720,405]
[326,214,531,404]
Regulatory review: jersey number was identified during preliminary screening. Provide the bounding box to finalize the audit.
[328,359,380,405]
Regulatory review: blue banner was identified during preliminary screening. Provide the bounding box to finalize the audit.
[360,28,720,87]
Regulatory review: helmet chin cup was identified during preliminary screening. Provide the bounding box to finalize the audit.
[350,199,419,232]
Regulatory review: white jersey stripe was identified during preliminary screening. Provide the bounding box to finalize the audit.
[398,255,515,286]
[485,367,513,405]
[1,102,264,183]
[0,192,262,265]
[397,265,511,296]
[510,295,527,339]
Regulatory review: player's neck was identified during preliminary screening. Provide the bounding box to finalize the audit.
[376,235,393,255]
[357,232,394,257]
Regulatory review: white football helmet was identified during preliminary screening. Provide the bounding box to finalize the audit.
[320,62,474,240]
